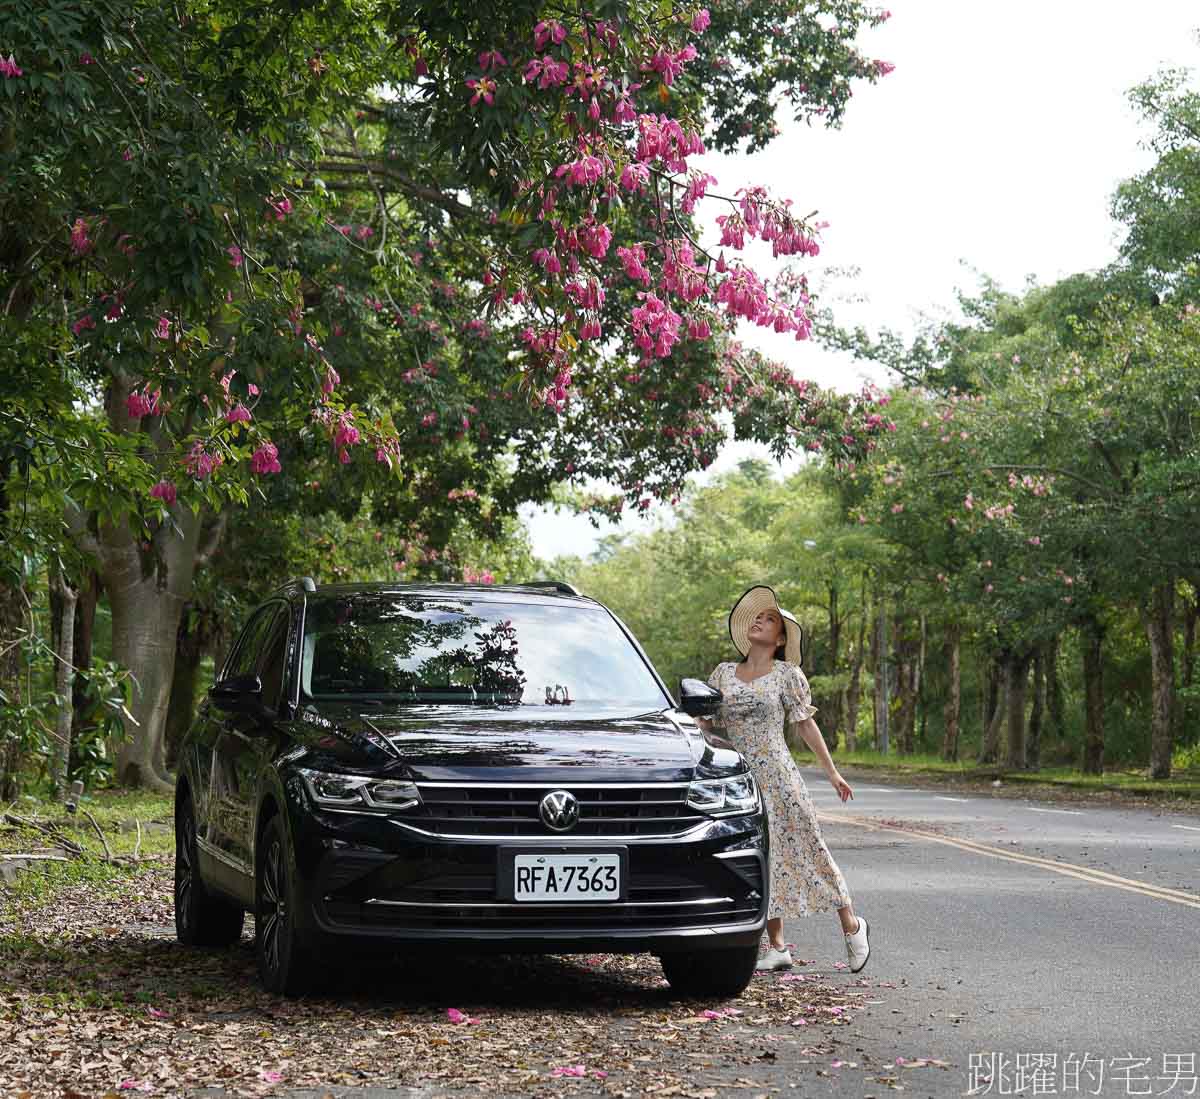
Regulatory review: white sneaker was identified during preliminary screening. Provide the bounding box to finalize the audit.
[755,946,793,971]
[845,916,870,973]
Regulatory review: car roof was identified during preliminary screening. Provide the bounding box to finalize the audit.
[275,581,596,609]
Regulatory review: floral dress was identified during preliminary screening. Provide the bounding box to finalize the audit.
[707,660,852,920]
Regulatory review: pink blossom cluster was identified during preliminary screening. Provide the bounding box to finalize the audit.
[448,487,479,501]
[266,196,293,221]
[1007,471,1052,496]
[555,155,607,187]
[635,114,704,173]
[333,412,360,463]
[183,442,223,479]
[225,403,252,424]
[462,566,496,585]
[660,241,708,303]
[71,314,96,336]
[564,278,604,310]
[632,293,682,358]
[617,244,652,286]
[250,442,282,474]
[149,480,177,505]
[127,385,161,419]
[643,44,697,87]
[70,218,91,256]
[691,9,711,33]
[524,56,569,89]
[983,502,1015,520]
[0,54,23,78]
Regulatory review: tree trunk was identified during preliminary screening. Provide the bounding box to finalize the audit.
[1142,580,1176,780]
[979,652,1007,765]
[1182,586,1197,691]
[941,622,961,762]
[49,567,78,797]
[70,571,101,742]
[1046,633,1065,742]
[1027,644,1046,771]
[165,607,211,769]
[1003,649,1032,771]
[845,581,868,752]
[893,615,919,754]
[824,584,841,751]
[64,379,230,792]
[0,568,27,801]
[1081,616,1105,775]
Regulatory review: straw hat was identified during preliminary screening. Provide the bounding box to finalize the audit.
[728,585,803,665]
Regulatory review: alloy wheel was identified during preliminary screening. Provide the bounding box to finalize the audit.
[259,837,287,975]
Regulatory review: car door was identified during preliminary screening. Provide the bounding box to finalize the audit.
[205,603,280,882]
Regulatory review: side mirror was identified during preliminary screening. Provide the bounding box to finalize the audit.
[210,673,265,714]
[678,677,722,718]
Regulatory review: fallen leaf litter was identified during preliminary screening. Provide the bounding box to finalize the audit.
[0,862,948,1097]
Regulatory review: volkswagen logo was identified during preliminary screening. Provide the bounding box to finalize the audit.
[539,789,580,832]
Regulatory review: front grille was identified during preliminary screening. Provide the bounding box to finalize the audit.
[321,844,764,933]
[410,783,707,837]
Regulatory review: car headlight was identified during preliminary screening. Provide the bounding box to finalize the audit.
[686,772,759,816]
[299,768,421,812]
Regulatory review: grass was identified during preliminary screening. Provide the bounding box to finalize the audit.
[819,745,1200,800]
[1,788,176,916]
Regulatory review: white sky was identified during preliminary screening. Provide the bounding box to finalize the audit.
[523,1,1200,562]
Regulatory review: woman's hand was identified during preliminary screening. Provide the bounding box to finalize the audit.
[831,772,853,803]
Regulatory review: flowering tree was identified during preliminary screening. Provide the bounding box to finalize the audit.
[1,0,893,787]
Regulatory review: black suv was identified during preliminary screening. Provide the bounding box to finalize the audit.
[174,580,767,996]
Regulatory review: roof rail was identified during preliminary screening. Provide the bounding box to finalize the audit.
[522,580,583,597]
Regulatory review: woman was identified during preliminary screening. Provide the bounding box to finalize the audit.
[701,584,871,973]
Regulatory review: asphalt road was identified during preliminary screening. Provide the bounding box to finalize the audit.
[777,766,1200,1098]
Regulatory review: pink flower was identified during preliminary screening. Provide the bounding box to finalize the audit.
[149,480,177,506]
[555,155,606,187]
[183,442,223,479]
[226,244,243,268]
[70,218,91,256]
[891,503,904,514]
[154,315,171,339]
[466,76,497,106]
[333,414,360,450]
[875,60,896,76]
[533,20,567,51]
[0,54,23,79]
[127,386,161,419]
[964,492,974,511]
[247,443,279,475]
[248,383,260,396]
[321,365,340,395]
[446,1007,481,1024]
[631,293,682,358]
[551,1066,588,1078]
[478,49,507,71]
[691,8,711,32]
[225,403,252,424]
[71,315,96,336]
[356,225,374,241]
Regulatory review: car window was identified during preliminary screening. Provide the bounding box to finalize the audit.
[256,607,291,711]
[224,605,277,682]
[299,596,668,708]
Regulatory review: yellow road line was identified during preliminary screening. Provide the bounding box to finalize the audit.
[815,811,1200,912]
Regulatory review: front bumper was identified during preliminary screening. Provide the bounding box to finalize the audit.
[285,792,768,953]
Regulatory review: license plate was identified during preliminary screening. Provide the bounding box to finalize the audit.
[512,853,621,902]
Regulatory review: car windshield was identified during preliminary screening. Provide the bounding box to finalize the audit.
[300,595,669,708]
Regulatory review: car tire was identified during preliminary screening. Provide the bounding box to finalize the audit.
[659,944,759,999]
[255,815,315,996]
[174,795,245,947]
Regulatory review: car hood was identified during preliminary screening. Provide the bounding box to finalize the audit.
[282,702,744,783]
